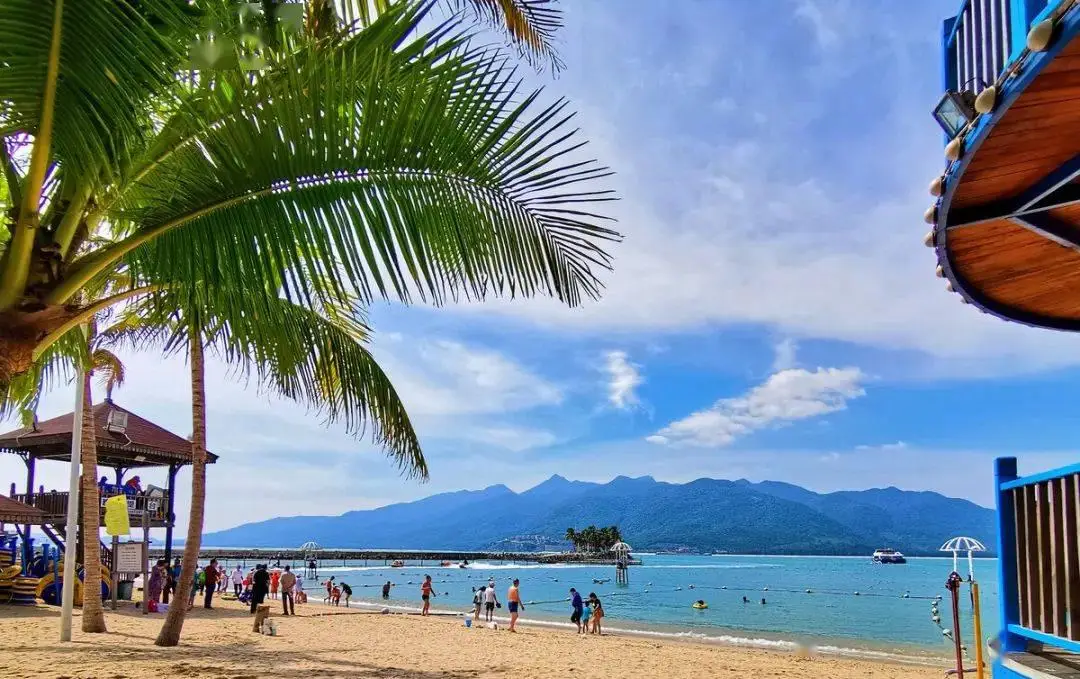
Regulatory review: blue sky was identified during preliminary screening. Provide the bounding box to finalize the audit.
[5,0,1080,532]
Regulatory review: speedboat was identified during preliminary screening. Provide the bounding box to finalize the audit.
[390,560,405,568]
[872,548,906,564]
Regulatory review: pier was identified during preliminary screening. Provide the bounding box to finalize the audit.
[149,547,643,567]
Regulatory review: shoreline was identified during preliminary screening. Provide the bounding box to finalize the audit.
[324,596,951,668]
[0,598,944,679]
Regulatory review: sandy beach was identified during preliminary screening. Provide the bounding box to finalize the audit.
[0,596,942,679]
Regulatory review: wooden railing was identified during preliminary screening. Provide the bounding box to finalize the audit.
[9,490,170,525]
[996,457,1080,654]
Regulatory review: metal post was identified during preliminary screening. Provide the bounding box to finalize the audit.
[972,580,986,679]
[60,371,84,642]
[111,535,119,610]
[947,571,965,679]
[22,455,35,567]
[141,510,149,615]
[995,457,1025,653]
[163,464,178,565]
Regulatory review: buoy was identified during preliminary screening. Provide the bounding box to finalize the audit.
[806,589,812,593]
[689,585,695,589]
[721,586,727,590]
[854,591,860,596]
[763,587,768,591]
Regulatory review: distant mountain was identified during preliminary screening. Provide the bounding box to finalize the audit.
[200,475,996,556]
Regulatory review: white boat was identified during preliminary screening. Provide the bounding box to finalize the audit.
[872,548,907,564]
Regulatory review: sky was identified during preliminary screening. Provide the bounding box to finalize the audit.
[5,0,1080,536]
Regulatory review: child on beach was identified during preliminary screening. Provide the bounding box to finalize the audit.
[580,598,591,632]
[331,585,341,606]
[421,575,435,615]
[324,576,335,604]
[270,569,280,600]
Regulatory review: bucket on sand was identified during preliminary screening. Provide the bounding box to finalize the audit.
[464,617,472,628]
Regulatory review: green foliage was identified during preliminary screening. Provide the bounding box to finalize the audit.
[565,524,622,553]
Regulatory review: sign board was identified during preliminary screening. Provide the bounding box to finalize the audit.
[114,542,146,574]
[99,494,161,516]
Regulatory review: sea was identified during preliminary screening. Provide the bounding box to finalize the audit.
[273,553,999,665]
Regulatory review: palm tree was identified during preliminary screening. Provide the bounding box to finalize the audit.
[0,0,617,397]
[564,527,577,551]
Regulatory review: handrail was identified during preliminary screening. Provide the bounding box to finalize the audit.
[11,490,170,523]
[994,457,1080,654]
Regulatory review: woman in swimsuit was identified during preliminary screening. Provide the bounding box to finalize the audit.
[588,593,604,635]
[421,575,435,615]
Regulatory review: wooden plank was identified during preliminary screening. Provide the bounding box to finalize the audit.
[1051,479,1069,637]
[1017,486,1031,628]
[1039,482,1055,632]
[1063,475,1080,640]
[1027,485,1041,630]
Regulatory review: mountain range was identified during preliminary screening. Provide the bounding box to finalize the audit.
[199,475,997,556]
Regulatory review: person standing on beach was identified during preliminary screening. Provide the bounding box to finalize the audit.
[473,586,485,621]
[507,579,524,632]
[270,568,281,600]
[570,588,584,633]
[484,582,499,622]
[202,559,219,609]
[232,566,244,596]
[280,566,297,615]
[588,593,604,635]
[421,575,435,615]
[251,564,270,613]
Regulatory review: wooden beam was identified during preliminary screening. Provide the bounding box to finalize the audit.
[1011,214,1080,252]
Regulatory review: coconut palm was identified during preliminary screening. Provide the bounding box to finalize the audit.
[0,0,617,397]
[564,527,577,551]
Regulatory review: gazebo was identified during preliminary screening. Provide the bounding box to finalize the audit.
[0,398,217,569]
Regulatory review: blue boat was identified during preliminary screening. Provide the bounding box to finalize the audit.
[929,2,1080,676]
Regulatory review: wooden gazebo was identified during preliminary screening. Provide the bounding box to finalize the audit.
[0,398,217,567]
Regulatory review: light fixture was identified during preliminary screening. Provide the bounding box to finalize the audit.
[924,205,938,224]
[974,86,997,114]
[1027,19,1055,51]
[923,231,935,247]
[935,265,945,278]
[929,176,944,197]
[933,90,976,138]
[945,280,954,292]
[945,137,965,161]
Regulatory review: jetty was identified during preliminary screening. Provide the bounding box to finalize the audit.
[149,547,643,567]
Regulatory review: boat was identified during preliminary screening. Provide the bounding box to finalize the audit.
[390,560,405,568]
[872,548,906,564]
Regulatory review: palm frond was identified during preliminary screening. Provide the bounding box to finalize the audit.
[79,4,616,318]
[125,287,427,479]
[0,0,201,184]
[91,347,124,399]
[451,0,564,71]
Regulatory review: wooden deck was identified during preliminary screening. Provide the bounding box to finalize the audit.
[1004,651,1080,679]
[9,491,171,528]
[940,29,1080,327]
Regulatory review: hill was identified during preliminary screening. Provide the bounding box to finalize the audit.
[199,475,996,555]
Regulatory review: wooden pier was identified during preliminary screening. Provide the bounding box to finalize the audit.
[149,547,642,567]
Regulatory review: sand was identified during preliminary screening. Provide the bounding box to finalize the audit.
[0,597,942,679]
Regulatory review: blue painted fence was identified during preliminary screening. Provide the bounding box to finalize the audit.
[942,1,1057,93]
[994,457,1080,657]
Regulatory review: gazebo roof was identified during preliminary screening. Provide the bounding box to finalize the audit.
[0,495,46,525]
[0,399,217,469]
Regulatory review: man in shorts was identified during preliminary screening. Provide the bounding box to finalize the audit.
[507,578,524,632]
[483,581,499,622]
[569,588,584,633]
[421,575,435,615]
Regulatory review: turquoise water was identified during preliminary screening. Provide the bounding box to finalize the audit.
[284,554,999,661]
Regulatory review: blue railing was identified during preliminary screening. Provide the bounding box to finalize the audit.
[994,457,1080,656]
[942,1,1058,93]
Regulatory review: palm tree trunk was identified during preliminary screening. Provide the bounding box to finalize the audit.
[79,369,106,632]
[155,328,206,647]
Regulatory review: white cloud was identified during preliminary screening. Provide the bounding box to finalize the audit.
[650,366,866,447]
[772,338,798,372]
[603,350,643,410]
[459,426,559,452]
[856,441,908,452]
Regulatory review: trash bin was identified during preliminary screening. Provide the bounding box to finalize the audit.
[118,580,134,600]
